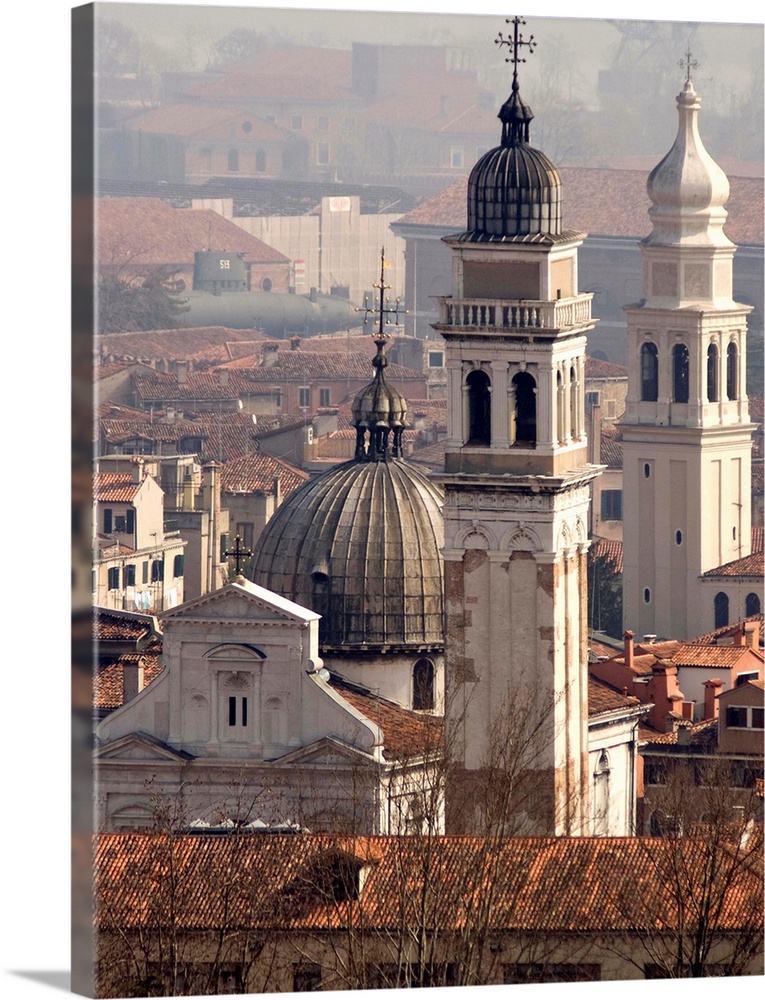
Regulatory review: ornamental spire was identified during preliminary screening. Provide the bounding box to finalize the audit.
[495,15,536,146]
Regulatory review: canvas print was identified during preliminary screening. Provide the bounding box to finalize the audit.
[72,2,764,996]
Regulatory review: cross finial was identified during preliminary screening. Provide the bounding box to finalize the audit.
[225,534,253,576]
[679,46,698,83]
[495,15,536,88]
[356,247,406,341]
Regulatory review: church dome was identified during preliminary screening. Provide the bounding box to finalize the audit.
[466,67,562,239]
[249,458,444,650]
[250,335,444,651]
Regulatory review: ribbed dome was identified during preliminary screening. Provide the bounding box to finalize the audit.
[250,459,444,649]
[468,143,562,237]
[645,78,732,248]
[352,336,408,461]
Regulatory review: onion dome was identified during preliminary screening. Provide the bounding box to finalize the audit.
[352,336,408,461]
[644,77,732,249]
[249,459,444,650]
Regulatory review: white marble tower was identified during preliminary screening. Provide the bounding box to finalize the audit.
[621,67,754,641]
[433,20,601,836]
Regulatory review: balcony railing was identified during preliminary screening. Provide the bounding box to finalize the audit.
[436,295,593,332]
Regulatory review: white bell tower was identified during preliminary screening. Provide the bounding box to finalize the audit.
[434,19,601,836]
[621,66,754,641]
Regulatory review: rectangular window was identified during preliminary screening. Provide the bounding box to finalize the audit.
[241,696,248,727]
[644,762,666,785]
[316,141,330,165]
[450,145,464,168]
[428,351,444,368]
[173,554,184,578]
[290,115,302,130]
[293,964,322,992]
[142,561,149,584]
[107,567,120,591]
[236,523,254,551]
[343,116,355,132]
[735,671,760,686]
[229,696,237,726]
[114,515,127,533]
[319,388,331,407]
[103,508,112,534]
[264,114,277,124]
[124,564,136,587]
[151,559,164,582]
[601,489,623,521]
[752,707,764,730]
[726,705,749,728]
[126,508,135,533]
[585,390,600,413]
[317,115,329,131]
[298,387,311,408]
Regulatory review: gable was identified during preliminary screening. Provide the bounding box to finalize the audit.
[95,732,193,762]
[272,737,377,768]
[162,581,319,625]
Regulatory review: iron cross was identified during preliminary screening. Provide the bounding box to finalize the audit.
[357,247,405,339]
[496,15,536,81]
[679,47,698,83]
[225,535,253,574]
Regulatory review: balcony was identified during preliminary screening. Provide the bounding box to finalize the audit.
[435,295,594,333]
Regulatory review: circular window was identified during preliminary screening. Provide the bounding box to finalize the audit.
[261,277,273,292]
[732,526,737,541]
[643,463,652,479]
[675,530,682,545]
[242,120,253,133]
[643,588,651,604]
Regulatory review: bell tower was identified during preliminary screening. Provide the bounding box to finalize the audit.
[620,62,754,641]
[434,18,601,836]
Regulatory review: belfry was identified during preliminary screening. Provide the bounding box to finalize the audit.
[433,17,602,835]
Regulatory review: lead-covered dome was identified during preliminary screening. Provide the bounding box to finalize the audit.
[250,336,444,651]
[250,458,444,650]
[466,74,563,239]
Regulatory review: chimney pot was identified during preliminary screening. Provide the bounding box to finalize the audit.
[623,630,635,668]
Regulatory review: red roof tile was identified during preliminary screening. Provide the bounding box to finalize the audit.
[395,170,764,246]
[590,537,623,574]
[220,451,309,497]
[599,424,623,469]
[701,550,764,578]
[123,104,293,140]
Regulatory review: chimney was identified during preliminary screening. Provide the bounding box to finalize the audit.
[262,344,279,367]
[131,457,145,484]
[681,700,694,720]
[273,476,282,506]
[677,722,692,745]
[176,360,188,384]
[704,678,724,720]
[122,657,145,704]
[290,337,301,351]
[733,624,747,647]
[217,367,229,387]
[623,630,635,668]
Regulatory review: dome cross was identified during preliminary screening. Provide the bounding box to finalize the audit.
[679,46,698,83]
[496,15,536,86]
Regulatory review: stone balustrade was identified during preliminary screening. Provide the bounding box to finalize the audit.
[436,295,593,332]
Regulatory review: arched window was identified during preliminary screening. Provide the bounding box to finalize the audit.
[569,364,578,439]
[746,592,761,616]
[706,344,718,402]
[413,658,435,711]
[466,369,491,445]
[727,343,739,400]
[641,343,658,402]
[672,344,689,403]
[512,371,537,446]
[255,149,267,172]
[714,591,730,629]
[227,148,239,172]
[263,697,286,745]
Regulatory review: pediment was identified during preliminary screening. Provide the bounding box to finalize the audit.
[273,737,375,768]
[161,581,319,626]
[95,732,193,762]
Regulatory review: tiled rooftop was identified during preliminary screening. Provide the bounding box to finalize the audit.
[97,198,290,270]
[123,104,293,141]
[220,451,309,497]
[590,537,623,575]
[599,424,623,469]
[588,675,642,716]
[701,550,764,578]
[95,831,762,933]
[641,717,719,749]
[394,170,764,246]
[97,326,268,362]
[94,646,164,711]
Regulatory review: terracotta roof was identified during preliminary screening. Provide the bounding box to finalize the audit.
[94,608,158,644]
[752,526,763,552]
[394,170,764,246]
[94,646,164,711]
[701,550,765,578]
[588,675,642,716]
[599,424,623,469]
[407,439,447,472]
[96,198,290,270]
[95,832,763,933]
[584,356,628,380]
[641,717,719,749]
[242,351,425,383]
[329,676,443,762]
[220,451,309,497]
[184,65,356,104]
[97,327,268,362]
[122,104,293,140]
[132,369,263,402]
[590,537,623,575]
[672,644,762,669]
[94,472,143,503]
[688,613,764,646]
